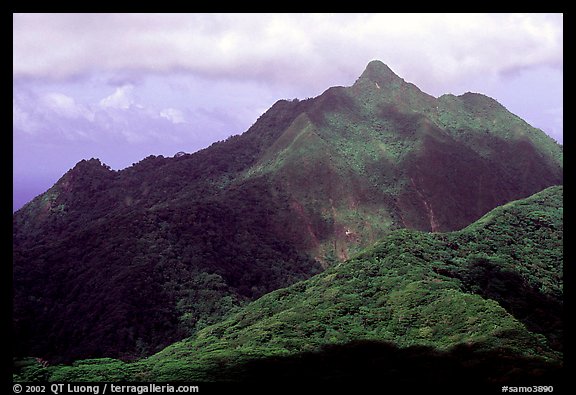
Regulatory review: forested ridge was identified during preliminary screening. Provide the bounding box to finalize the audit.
[15,186,563,389]
[13,61,562,370]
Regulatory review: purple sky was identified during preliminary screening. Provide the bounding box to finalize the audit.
[13,13,563,211]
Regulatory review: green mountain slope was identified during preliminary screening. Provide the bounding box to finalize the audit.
[17,186,562,388]
[13,61,562,363]
[244,60,562,260]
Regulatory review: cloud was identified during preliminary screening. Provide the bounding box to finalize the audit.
[13,13,562,95]
[99,85,135,109]
[41,92,94,120]
[12,79,217,147]
[13,98,41,135]
[160,108,186,124]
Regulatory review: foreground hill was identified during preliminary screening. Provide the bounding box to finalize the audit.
[15,186,563,390]
[13,61,562,362]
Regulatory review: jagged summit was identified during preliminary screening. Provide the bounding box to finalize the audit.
[68,157,112,173]
[356,60,403,85]
[349,60,435,111]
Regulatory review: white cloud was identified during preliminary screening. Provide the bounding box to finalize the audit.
[160,108,185,124]
[41,92,94,120]
[13,13,562,93]
[13,80,203,146]
[99,85,135,109]
[13,99,41,135]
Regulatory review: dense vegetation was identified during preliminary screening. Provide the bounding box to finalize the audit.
[14,186,563,388]
[13,60,562,364]
[13,159,322,362]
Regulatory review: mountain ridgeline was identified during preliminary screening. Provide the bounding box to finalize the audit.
[13,61,562,365]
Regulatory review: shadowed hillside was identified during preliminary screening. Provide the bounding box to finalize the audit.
[14,186,563,388]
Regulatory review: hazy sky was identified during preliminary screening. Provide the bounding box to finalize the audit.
[13,13,563,211]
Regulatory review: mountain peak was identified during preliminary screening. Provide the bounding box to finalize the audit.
[61,158,112,182]
[71,158,111,171]
[358,60,401,83]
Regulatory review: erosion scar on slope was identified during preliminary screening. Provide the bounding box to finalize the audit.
[410,177,440,232]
